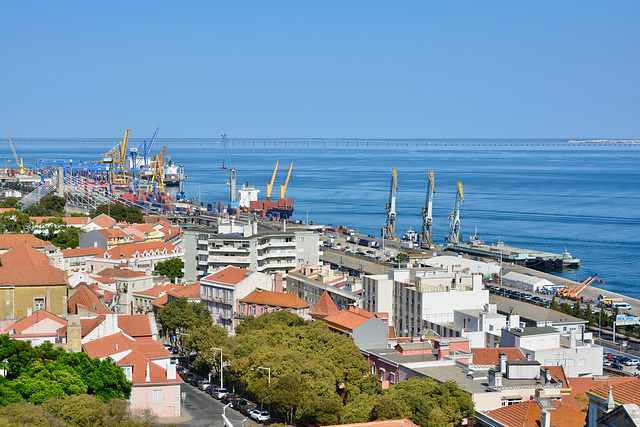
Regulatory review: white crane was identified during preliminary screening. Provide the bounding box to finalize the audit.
[421,170,436,248]
[447,182,465,245]
[382,168,398,240]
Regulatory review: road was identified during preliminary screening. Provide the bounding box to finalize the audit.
[176,383,258,427]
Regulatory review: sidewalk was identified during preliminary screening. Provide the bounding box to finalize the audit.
[156,411,193,425]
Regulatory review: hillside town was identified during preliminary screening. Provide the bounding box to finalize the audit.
[0,204,639,427]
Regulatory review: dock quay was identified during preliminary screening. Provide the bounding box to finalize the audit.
[447,241,580,269]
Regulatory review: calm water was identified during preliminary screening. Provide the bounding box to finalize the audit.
[4,140,640,298]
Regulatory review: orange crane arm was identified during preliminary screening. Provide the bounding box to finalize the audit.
[266,161,279,201]
[280,162,293,199]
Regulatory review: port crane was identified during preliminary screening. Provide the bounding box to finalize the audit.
[421,170,436,249]
[150,146,167,192]
[131,126,160,170]
[221,133,238,207]
[266,161,279,202]
[7,134,26,174]
[382,168,398,241]
[446,182,465,245]
[557,274,604,300]
[280,162,293,199]
[101,130,130,184]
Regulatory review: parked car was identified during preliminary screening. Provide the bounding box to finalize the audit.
[232,399,248,411]
[624,358,640,366]
[214,388,228,399]
[221,394,238,405]
[255,411,271,423]
[604,353,614,359]
[198,381,211,391]
[611,363,625,371]
[241,403,257,416]
[603,360,613,367]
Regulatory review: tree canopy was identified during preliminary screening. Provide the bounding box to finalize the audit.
[0,335,131,406]
[24,194,66,217]
[90,203,143,224]
[153,258,184,282]
[0,210,33,234]
[156,297,212,354]
[33,218,84,249]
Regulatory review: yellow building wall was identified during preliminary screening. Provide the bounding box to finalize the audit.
[0,285,68,320]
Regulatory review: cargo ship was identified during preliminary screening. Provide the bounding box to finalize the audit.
[446,239,580,270]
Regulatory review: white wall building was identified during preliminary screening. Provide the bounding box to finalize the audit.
[363,269,411,327]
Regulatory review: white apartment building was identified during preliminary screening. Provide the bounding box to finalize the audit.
[183,222,321,282]
[286,266,362,310]
[363,269,411,327]
[393,269,488,337]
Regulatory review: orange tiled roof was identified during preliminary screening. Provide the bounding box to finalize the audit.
[134,283,181,297]
[168,282,200,299]
[324,420,420,427]
[202,266,251,285]
[117,315,152,338]
[89,214,116,229]
[0,234,50,250]
[83,332,135,358]
[68,284,112,315]
[0,242,50,267]
[97,267,147,278]
[99,241,180,260]
[323,306,374,332]
[308,290,340,317]
[588,377,640,405]
[96,228,130,239]
[471,347,525,365]
[565,376,637,412]
[240,289,310,309]
[62,247,104,258]
[80,315,107,337]
[484,399,585,427]
[92,275,117,284]
[117,349,182,385]
[0,266,67,286]
[151,293,169,309]
[9,310,67,334]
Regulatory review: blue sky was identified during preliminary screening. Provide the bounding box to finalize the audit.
[1,1,638,138]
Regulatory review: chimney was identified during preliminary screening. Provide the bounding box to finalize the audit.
[545,368,551,384]
[253,221,258,235]
[167,364,176,380]
[570,329,577,348]
[499,352,507,374]
[146,361,151,382]
[282,220,286,232]
[489,369,503,387]
[540,410,551,427]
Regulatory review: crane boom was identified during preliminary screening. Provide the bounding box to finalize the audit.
[421,170,436,248]
[7,134,25,174]
[447,181,464,245]
[280,162,293,199]
[382,168,399,240]
[266,161,279,201]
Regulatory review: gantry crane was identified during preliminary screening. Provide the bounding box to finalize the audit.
[131,126,160,169]
[150,146,167,192]
[7,134,26,174]
[421,170,436,248]
[382,168,398,241]
[279,162,293,199]
[221,133,238,206]
[102,130,130,184]
[266,161,279,202]
[447,182,465,245]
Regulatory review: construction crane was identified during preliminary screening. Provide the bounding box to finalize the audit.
[150,146,167,192]
[382,168,398,241]
[266,161,279,202]
[7,134,25,174]
[222,133,238,206]
[102,130,130,184]
[447,182,465,245]
[279,162,293,199]
[421,170,436,249]
[131,126,160,169]
[557,274,605,300]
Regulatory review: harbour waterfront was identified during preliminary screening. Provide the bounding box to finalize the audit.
[3,139,640,298]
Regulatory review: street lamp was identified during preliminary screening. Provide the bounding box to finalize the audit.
[253,366,271,386]
[212,347,223,389]
[306,210,309,226]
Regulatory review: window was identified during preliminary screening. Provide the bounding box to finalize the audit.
[152,389,163,403]
[379,368,385,382]
[371,364,376,375]
[34,298,45,311]
[122,366,132,381]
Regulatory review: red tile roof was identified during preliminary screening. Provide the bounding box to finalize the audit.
[151,293,169,309]
[588,377,640,405]
[96,228,130,239]
[0,242,50,267]
[99,241,180,260]
[471,347,525,365]
[80,315,107,337]
[240,289,310,309]
[97,267,147,278]
[323,306,375,332]
[0,234,50,250]
[117,315,153,339]
[89,214,116,229]
[0,266,68,286]
[134,283,181,297]
[62,247,104,258]
[202,266,251,285]
[83,332,135,359]
[324,420,419,427]
[308,290,340,318]
[168,282,201,299]
[9,310,67,334]
[565,376,637,412]
[68,284,112,315]
[484,399,585,427]
[116,349,182,385]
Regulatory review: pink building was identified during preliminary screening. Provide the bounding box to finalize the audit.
[237,288,309,318]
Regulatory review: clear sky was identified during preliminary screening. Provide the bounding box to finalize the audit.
[1,1,639,139]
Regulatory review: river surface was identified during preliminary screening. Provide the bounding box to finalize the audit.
[4,139,639,298]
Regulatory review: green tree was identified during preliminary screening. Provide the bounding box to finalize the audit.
[0,210,34,234]
[24,194,66,217]
[550,294,559,311]
[0,197,20,209]
[572,300,582,318]
[182,325,229,378]
[33,218,83,249]
[90,203,143,223]
[153,258,184,282]
[156,298,212,353]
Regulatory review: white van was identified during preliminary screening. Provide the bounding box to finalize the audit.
[612,302,632,311]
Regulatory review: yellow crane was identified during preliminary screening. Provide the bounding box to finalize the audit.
[102,130,130,183]
[150,146,167,192]
[7,134,25,174]
[266,161,279,201]
[280,162,293,199]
